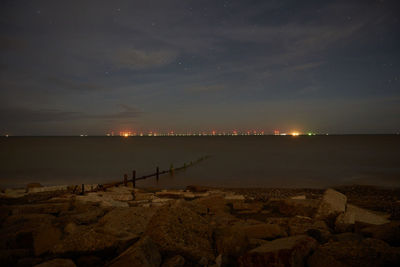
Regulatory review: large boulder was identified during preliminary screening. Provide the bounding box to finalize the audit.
[316,189,347,220]
[347,204,390,225]
[238,235,318,267]
[34,258,76,267]
[279,199,320,217]
[26,183,43,192]
[96,207,156,239]
[108,237,161,267]
[11,202,71,216]
[145,201,214,262]
[308,238,400,267]
[53,207,155,256]
[162,255,185,267]
[361,221,400,246]
[214,225,249,258]
[288,216,331,243]
[232,222,287,240]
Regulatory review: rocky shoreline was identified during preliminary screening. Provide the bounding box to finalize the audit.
[1,184,400,266]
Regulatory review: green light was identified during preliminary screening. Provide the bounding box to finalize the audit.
[308,133,312,136]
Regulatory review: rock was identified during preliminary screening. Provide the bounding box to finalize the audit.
[198,256,208,266]
[103,186,135,201]
[0,249,32,266]
[34,258,76,267]
[135,193,155,201]
[248,238,269,249]
[33,225,62,256]
[17,257,43,267]
[279,199,320,217]
[11,202,71,216]
[155,191,195,199]
[233,222,287,240]
[238,235,318,267]
[186,185,209,193]
[316,189,347,220]
[28,185,69,193]
[26,183,43,191]
[51,226,124,255]
[53,207,156,256]
[108,237,161,267]
[291,195,306,200]
[287,216,331,243]
[145,201,214,261]
[192,195,230,215]
[335,211,355,233]
[0,214,57,251]
[225,194,245,200]
[1,188,27,198]
[331,233,364,242]
[308,238,400,267]
[75,193,129,207]
[66,203,108,225]
[96,207,156,240]
[347,204,390,226]
[361,221,400,246]
[162,255,185,267]
[233,202,263,213]
[214,225,249,258]
[75,255,103,267]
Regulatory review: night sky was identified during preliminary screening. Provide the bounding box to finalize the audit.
[1,0,399,135]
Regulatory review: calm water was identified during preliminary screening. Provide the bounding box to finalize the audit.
[1,136,399,189]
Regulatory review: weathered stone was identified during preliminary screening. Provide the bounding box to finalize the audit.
[135,192,155,201]
[335,211,355,233]
[214,225,249,257]
[0,214,56,250]
[191,195,229,215]
[316,189,347,219]
[238,235,318,267]
[288,216,331,243]
[75,193,129,207]
[346,204,390,225]
[51,227,123,255]
[96,207,156,240]
[33,225,62,256]
[308,238,400,267]
[233,202,263,213]
[233,222,287,240]
[108,236,161,267]
[155,191,195,199]
[225,194,245,200]
[162,255,185,267]
[279,199,320,217]
[12,202,71,216]
[26,183,43,191]
[17,257,43,267]
[361,221,400,246]
[34,258,76,267]
[28,185,69,193]
[331,233,364,242]
[186,185,209,193]
[145,201,214,261]
[0,249,32,266]
[75,255,103,267]
[291,195,306,200]
[0,188,27,198]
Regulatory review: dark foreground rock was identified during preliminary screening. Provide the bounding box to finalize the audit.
[145,200,214,262]
[108,237,161,267]
[34,258,76,267]
[308,238,400,267]
[238,235,318,267]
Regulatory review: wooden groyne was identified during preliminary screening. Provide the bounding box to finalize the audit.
[78,155,211,194]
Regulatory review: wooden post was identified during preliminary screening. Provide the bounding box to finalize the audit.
[170,164,174,176]
[81,184,84,195]
[124,174,128,186]
[132,170,136,188]
[156,166,159,182]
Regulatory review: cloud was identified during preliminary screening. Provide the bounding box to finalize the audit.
[0,105,142,125]
[111,48,177,70]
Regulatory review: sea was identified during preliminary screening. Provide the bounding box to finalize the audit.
[1,135,399,189]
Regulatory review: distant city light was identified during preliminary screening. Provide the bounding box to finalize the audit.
[291,132,300,136]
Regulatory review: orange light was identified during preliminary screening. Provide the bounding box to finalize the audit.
[291,132,299,136]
